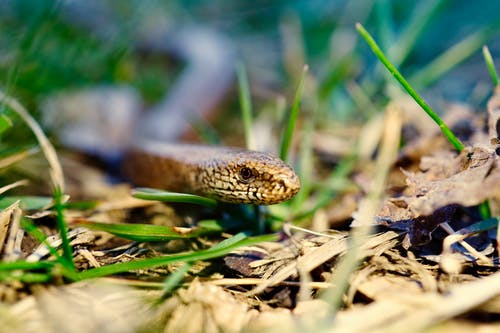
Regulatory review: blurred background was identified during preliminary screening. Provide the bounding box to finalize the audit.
[1,0,500,155]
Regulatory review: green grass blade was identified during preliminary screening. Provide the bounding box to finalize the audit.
[209,231,248,249]
[291,113,314,209]
[0,114,13,136]
[0,196,53,210]
[75,220,223,242]
[163,262,192,294]
[356,23,464,152]
[74,233,277,280]
[459,217,498,234]
[375,0,394,50]
[132,188,218,208]
[410,26,496,87]
[53,188,74,271]
[318,57,353,101]
[20,218,70,267]
[280,65,308,162]
[0,271,53,283]
[483,45,499,86]
[64,200,100,210]
[478,201,492,219]
[197,219,226,230]
[0,260,56,271]
[237,62,255,150]
[389,0,444,66]
[478,45,497,219]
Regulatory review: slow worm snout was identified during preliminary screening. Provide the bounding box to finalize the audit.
[124,141,300,205]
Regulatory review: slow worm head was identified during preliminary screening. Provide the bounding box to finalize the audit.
[124,141,301,205]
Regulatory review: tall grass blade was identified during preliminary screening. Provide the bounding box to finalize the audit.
[74,233,277,280]
[483,45,499,86]
[356,23,464,151]
[237,63,255,150]
[53,188,74,271]
[132,188,218,208]
[410,27,496,87]
[280,65,308,162]
[389,0,444,66]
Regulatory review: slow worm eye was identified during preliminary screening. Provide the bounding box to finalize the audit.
[239,167,254,181]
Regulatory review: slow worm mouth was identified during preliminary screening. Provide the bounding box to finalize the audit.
[210,178,300,204]
[276,173,301,192]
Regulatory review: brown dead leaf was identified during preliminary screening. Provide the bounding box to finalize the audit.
[405,146,499,215]
[157,279,257,333]
[0,281,154,333]
[397,103,488,167]
[378,145,499,247]
[356,275,425,301]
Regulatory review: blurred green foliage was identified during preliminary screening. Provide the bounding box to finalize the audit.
[0,0,499,134]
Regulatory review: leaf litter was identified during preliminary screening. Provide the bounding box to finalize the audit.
[1,93,500,332]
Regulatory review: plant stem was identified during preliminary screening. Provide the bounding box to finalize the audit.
[54,187,75,271]
[483,45,499,86]
[280,65,308,161]
[237,63,255,150]
[356,23,464,152]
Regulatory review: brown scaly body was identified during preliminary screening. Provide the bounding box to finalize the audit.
[123,141,301,205]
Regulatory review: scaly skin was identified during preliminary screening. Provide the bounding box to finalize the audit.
[123,141,301,205]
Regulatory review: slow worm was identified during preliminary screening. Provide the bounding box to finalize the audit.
[124,141,301,205]
[50,6,301,204]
